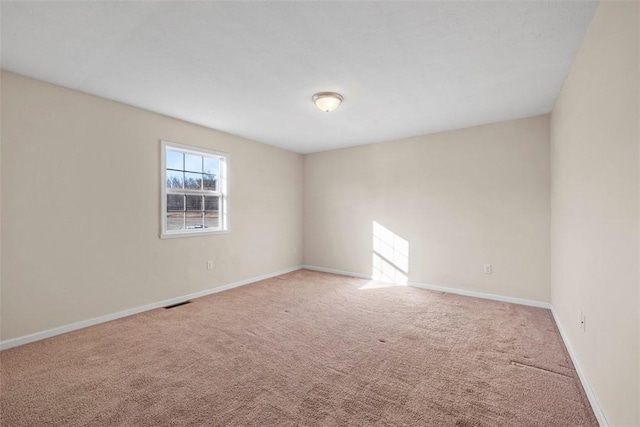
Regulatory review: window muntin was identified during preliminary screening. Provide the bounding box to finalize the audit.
[161,141,228,238]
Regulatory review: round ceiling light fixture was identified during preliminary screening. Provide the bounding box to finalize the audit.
[312,92,343,113]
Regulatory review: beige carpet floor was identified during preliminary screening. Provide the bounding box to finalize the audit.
[1,269,596,426]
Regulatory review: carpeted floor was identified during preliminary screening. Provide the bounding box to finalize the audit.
[1,269,596,426]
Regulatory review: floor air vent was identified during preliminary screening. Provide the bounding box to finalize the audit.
[164,300,192,309]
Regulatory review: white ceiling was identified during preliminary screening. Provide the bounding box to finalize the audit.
[1,1,598,154]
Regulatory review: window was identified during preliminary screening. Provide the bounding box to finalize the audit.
[161,140,229,238]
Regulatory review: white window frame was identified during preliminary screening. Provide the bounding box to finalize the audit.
[160,140,230,238]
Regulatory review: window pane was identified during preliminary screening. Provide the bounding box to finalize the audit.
[166,212,185,230]
[203,174,217,191]
[186,212,204,229]
[167,194,184,211]
[184,172,202,190]
[186,195,203,211]
[204,196,219,212]
[166,170,183,189]
[204,157,220,175]
[205,212,219,229]
[166,150,183,170]
[185,154,203,173]
[162,144,228,236]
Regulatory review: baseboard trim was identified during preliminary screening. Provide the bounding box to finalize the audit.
[302,265,551,309]
[408,281,551,309]
[0,265,303,351]
[550,309,608,427]
[301,265,374,280]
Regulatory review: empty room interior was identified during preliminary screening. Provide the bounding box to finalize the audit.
[1,1,639,426]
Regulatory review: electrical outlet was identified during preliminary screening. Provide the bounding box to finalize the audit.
[206,260,213,270]
[483,264,492,274]
[580,311,586,332]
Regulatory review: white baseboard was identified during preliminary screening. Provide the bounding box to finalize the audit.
[0,265,303,351]
[551,309,608,427]
[302,264,551,309]
[408,281,551,309]
[301,264,374,280]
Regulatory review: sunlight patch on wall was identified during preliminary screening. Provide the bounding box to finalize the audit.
[371,221,409,285]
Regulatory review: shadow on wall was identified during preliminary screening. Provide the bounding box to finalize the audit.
[360,221,409,290]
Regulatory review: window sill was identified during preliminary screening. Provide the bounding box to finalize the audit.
[160,229,230,239]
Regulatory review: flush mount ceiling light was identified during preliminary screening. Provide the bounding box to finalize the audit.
[312,92,343,113]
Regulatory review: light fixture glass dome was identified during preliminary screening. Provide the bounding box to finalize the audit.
[313,92,343,112]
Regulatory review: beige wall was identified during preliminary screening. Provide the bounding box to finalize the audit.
[0,71,304,341]
[0,70,3,341]
[550,1,640,425]
[304,115,550,302]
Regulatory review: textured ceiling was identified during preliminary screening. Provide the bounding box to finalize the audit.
[1,1,598,153]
